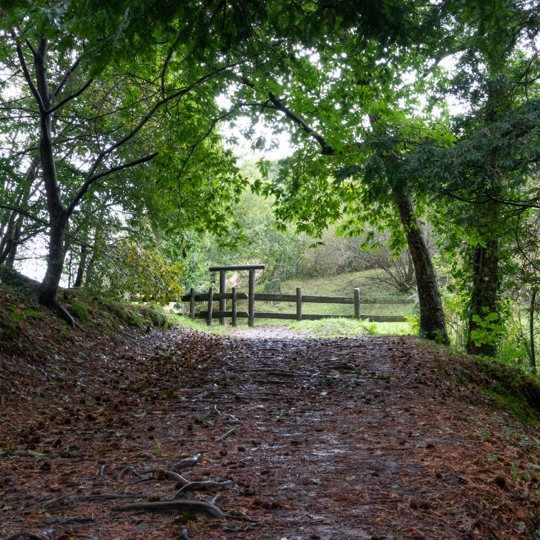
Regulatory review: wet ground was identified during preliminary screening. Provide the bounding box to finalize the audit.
[1,328,539,539]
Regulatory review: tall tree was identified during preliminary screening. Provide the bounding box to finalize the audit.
[232,27,452,341]
[0,1,244,322]
[418,0,540,355]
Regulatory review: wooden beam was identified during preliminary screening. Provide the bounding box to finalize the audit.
[189,287,195,320]
[354,288,360,319]
[219,270,226,326]
[209,264,266,272]
[248,269,255,327]
[197,311,249,319]
[207,286,213,326]
[180,292,248,302]
[232,287,238,327]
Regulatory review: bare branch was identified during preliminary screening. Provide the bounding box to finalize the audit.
[52,55,83,98]
[48,78,94,114]
[0,204,49,225]
[14,40,46,114]
[66,152,158,217]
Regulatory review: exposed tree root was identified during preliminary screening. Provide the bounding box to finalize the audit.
[44,299,76,328]
[112,499,227,519]
[172,480,235,499]
[171,452,203,471]
[0,266,76,327]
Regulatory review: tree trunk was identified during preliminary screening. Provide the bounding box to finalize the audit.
[466,240,499,356]
[4,219,21,268]
[529,289,537,374]
[29,37,69,309]
[0,219,17,267]
[74,243,88,287]
[38,213,68,305]
[392,185,449,343]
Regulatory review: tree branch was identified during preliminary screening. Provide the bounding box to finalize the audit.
[48,78,94,114]
[14,40,46,114]
[79,62,239,202]
[267,92,335,155]
[177,109,237,178]
[66,152,158,217]
[479,192,540,209]
[52,55,83,99]
[0,204,49,225]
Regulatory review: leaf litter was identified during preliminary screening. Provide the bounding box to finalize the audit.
[0,325,539,539]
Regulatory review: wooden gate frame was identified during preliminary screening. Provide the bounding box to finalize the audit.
[209,264,266,326]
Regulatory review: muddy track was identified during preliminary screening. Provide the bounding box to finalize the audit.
[0,330,539,539]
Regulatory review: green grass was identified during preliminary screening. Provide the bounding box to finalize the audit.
[174,315,232,335]
[250,270,415,318]
[288,318,370,338]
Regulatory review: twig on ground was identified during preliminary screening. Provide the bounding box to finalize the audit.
[43,516,95,525]
[171,452,203,471]
[97,464,106,479]
[43,493,148,506]
[215,427,238,442]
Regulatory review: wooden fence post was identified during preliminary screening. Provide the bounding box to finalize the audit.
[248,269,255,327]
[207,286,214,326]
[190,287,195,320]
[354,288,360,319]
[232,287,237,327]
[296,287,302,321]
[219,270,226,325]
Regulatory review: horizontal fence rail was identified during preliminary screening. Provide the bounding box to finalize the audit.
[180,286,412,327]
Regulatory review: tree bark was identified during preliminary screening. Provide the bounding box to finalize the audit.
[74,243,88,288]
[466,240,499,356]
[529,289,537,374]
[392,185,449,343]
[30,37,70,307]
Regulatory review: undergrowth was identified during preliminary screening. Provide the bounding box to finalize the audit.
[0,283,179,358]
[468,356,540,421]
[424,340,540,422]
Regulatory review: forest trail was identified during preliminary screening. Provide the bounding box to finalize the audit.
[1,329,539,539]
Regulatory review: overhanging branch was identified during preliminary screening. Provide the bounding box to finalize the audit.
[66,152,159,217]
[267,92,335,155]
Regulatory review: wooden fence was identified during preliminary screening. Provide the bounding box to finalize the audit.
[179,286,411,327]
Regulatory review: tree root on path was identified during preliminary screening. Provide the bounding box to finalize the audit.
[172,480,235,499]
[112,499,227,519]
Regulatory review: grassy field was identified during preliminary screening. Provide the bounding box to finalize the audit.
[179,269,417,336]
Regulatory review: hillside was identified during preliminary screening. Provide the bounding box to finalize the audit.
[1,283,540,539]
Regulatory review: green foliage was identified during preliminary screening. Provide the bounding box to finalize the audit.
[67,299,91,324]
[469,311,506,355]
[405,316,420,336]
[86,236,184,304]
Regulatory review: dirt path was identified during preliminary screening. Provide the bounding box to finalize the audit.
[1,329,539,539]
[230,325,305,340]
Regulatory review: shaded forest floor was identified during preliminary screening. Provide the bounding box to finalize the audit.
[1,298,540,539]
